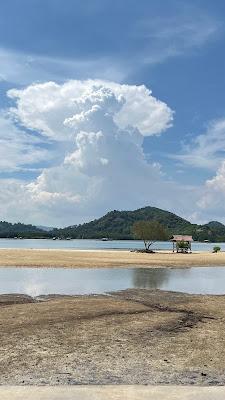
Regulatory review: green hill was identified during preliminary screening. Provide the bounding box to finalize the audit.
[53,206,198,240]
[1,207,225,241]
[194,221,225,242]
[0,221,48,238]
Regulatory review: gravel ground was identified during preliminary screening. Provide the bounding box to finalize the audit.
[0,289,225,385]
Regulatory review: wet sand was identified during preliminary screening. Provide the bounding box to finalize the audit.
[1,289,225,385]
[0,248,224,268]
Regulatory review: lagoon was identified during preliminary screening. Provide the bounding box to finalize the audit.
[1,266,225,296]
[0,238,223,252]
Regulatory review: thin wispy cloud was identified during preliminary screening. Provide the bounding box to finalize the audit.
[135,12,222,65]
[0,5,221,85]
[172,119,225,171]
[0,48,127,85]
[0,113,54,172]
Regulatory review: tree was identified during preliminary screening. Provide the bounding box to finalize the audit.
[132,220,167,251]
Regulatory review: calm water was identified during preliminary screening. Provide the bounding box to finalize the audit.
[0,238,224,252]
[1,267,225,296]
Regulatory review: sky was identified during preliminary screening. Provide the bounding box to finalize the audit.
[1,0,225,226]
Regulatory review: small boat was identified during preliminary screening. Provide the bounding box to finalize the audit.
[101,237,109,241]
[52,237,57,240]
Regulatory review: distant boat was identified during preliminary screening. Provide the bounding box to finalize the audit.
[101,237,109,241]
[52,237,57,240]
[66,237,72,240]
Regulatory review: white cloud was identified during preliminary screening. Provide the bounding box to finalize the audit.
[172,119,225,170]
[0,48,127,85]
[0,9,220,86]
[198,162,225,217]
[194,120,225,222]
[8,80,173,139]
[0,114,52,172]
[166,117,225,224]
[0,79,186,225]
[137,11,221,65]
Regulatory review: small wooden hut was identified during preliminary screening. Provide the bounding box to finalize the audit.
[171,235,193,253]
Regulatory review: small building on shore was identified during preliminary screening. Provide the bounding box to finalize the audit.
[170,235,193,253]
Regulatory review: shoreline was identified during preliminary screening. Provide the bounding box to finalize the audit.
[0,248,224,268]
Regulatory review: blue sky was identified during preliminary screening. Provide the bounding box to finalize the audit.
[1,0,225,225]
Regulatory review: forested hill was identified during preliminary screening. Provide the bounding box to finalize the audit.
[0,221,49,238]
[52,206,225,242]
[1,207,225,241]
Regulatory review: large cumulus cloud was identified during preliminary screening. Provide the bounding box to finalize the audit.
[0,79,189,225]
[8,80,173,138]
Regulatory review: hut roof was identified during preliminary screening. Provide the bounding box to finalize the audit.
[171,235,193,242]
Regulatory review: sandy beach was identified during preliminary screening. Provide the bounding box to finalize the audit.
[0,248,224,268]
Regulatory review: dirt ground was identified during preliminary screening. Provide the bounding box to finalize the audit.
[1,289,225,385]
[0,248,224,268]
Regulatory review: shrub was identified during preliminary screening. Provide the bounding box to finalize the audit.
[177,240,189,249]
[213,246,221,253]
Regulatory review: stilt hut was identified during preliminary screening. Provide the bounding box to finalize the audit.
[171,235,193,253]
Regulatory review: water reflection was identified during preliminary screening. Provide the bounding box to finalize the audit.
[0,267,225,296]
[132,268,170,289]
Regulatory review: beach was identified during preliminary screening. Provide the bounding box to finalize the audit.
[1,247,225,386]
[1,289,225,385]
[0,248,224,268]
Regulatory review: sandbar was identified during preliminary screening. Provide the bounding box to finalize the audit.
[0,248,224,268]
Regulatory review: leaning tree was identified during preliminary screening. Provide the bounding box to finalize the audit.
[132,220,167,251]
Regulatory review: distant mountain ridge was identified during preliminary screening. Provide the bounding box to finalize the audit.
[1,206,225,241]
[52,206,225,242]
[36,225,55,232]
[0,221,49,238]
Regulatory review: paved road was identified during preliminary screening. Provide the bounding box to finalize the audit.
[1,386,225,399]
